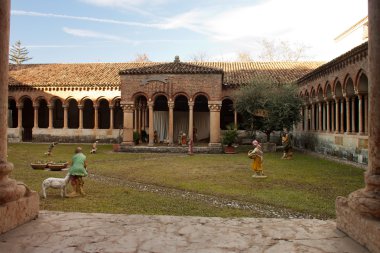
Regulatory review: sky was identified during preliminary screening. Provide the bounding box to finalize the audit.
[10,0,368,63]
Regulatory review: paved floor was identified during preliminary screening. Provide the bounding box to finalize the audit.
[0,211,369,253]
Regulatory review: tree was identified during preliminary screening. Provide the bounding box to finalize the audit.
[234,78,303,142]
[188,52,209,62]
[259,39,308,61]
[132,53,151,62]
[236,51,253,62]
[9,40,32,64]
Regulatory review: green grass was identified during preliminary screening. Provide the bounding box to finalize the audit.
[7,143,364,218]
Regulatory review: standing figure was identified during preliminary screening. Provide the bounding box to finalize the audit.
[45,142,58,156]
[90,140,98,154]
[281,128,293,159]
[248,140,266,178]
[67,147,88,197]
[153,130,158,143]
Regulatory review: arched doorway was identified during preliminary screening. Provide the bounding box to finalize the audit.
[357,73,368,133]
[98,99,110,129]
[38,99,49,128]
[21,97,33,141]
[52,99,64,128]
[83,99,94,129]
[174,95,189,143]
[68,99,79,129]
[8,98,17,128]
[113,99,123,130]
[194,95,210,142]
[153,95,168,143]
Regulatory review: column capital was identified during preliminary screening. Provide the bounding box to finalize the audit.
[47,105,54,109]
[168,102,174,109]
[62,105,68,109]
[121,104,135,112]
[109,105,114,109]
[147,101,154,108]
[16,105,23,109]
[208,104,222,112]
[33,105,39,109]
[94,105,99,110]
[78,105,84,109]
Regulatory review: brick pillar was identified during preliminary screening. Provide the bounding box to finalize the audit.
[326,100,330,132]
[78,105,83,129]
[48,105,53,129]
[122,103,134,145]
[0,0,39,233]
[94,105,99,129]
[168,101,174,145]
[208,102,222,146]
[109,105,114,130]
[335,98,339,133]
[345,97,351,133]
[351,98,356,133]
[336,2,380,252]
[340,99,344,133]
[188,101,194,141]
[33,105,39,129]
[63,105,68,129]
[148,101,154,146]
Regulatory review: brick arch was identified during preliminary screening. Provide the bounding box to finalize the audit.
[355,69,368,93]
[79,96,93,106]
[64,96,78,106]
[152,92,169,102]
[192,92,210,101]
[310,87,316,98]
[49,96,64,106]
[34,96,48,106]
[95,96,109,107]
[343,74,355,97]
[324,82,333,99]
[131,92,149,102]
[111,96,121,107]
[173,92,190,101]
[316,84,323,100]
[18,95,32,105]
[333,78,343,97]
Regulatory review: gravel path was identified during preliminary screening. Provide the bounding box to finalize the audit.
[89,173,326,220]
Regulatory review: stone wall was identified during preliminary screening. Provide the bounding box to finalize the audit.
[293,131,368,164]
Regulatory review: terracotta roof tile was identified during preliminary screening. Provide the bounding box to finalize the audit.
[9,61,323,88]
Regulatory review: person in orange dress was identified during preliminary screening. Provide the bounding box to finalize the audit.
[248,140,265,177]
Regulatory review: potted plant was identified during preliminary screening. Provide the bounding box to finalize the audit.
[30,160,48,170]
[222,126,238,154]
[48,160,69,171]
[133,131,140,145]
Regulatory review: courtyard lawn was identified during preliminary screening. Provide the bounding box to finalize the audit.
[8,143,364,218]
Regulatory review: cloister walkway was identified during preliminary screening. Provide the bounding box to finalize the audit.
[0,211,369,253]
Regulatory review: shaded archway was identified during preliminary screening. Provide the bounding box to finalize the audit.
[98,99,110,129]
[358,73,369,133]
[21,97,33,141]
[38,99,48,128]
[194,95,210,142]
[83,99,94,129]
[8,98,17,128]
[68,99,79,129]
[52,99,64,128]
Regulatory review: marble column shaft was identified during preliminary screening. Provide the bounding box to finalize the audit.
[346,97,351,133]
[63,105,68,129]
[188,102,194,141]
[78,105,83,129]
[33,106,39,128]
[148,102,154,146]
[168,102,174,145]
[48,105,53,129]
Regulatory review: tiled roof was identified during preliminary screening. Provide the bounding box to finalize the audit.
[9,61,323,88]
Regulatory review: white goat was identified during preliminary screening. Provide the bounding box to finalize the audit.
[42,173,70,198]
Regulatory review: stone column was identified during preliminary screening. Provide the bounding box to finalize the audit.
[346,97,351,133]
[168,101,174,145]
[17,105,23,128]
[340,99,344,133]
[134,108,138,131]
[121,103,135,145]
[0,0,39,234]
[326,100,330,132]
[94,105,99,129]
[208,102,222,146]
[335,98,339,133]
[351,98,356,133]
[141,105,146,130]
[78,105,83,129]
[188,101,194,141]
[318,102,322,131]
[311,103,315,131]
[48,105,54,129]
[109,105,114,130]
[305,105,309,131]
[364,95,368,134]
[234,110,238,130]
[336,2,380,252]
[33,105,39,129]
[358,94,363,134]
[332,101,335,132]
[148,101,154,146]
[63,105,68,129]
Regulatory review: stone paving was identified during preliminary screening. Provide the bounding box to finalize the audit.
[0,211,369,253]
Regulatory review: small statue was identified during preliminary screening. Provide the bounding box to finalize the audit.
[181,132,187,146]
[154,130,158,144]
[248,140,267,178]
[90,140,98,154]
[45,142,58,156]
[281,128,293,159]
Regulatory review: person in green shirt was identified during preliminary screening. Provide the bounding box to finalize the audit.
[67,147,88,197]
